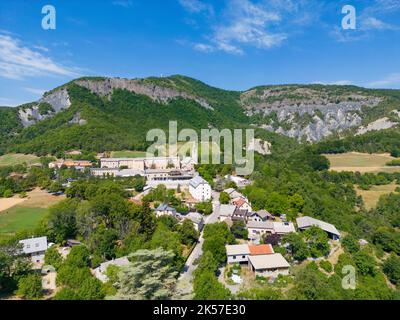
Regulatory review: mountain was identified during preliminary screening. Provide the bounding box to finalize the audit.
[1,75,400,156]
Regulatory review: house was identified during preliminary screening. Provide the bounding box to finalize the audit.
[248,210,274,222]
[189,176,212,201]
[184,212,204,232]
[49,160,92,171]
[67,239,83,247]
[246,221,274,239]
[232,197,252,212]
[155,203,177,217]
[224,175,251,188]
[218,204,237,222]
[231,208,249,223]
[100,156,181,170]
[248,253,290,277]
[296,216,340,240]
[223,188,244,200]
[19,236,48,264]
[93,256,130,282]
[272,222,296,235]
[226,244,250,264]
[226,244,274,264]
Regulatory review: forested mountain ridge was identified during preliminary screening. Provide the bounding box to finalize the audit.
[1,75,400,155]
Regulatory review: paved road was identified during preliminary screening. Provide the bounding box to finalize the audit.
[175,191,220,298]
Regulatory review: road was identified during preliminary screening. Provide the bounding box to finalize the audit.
[174,191,220,298]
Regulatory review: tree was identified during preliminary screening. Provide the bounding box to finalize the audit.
[383,254,400,285]
[353,250,377,276]
[195,201,213,215]
[219,192,230,204]
[342,235,360,254]
[178,219,199,246]
[303,226,330,258]
[193,270,231,300]
[54,287,81,300]
[111,248,178,300]
[64,245,91,268]
[283,233,309,261]
[44,246,63,270]
[230,220,248,239]
[17,274,43,300]
[45,199,79,243]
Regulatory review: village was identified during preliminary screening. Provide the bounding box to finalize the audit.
[12,148,344,298]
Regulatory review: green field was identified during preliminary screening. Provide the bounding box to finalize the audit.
[0,153,40,167]
[356,184,400,210]
[0,207,48,237]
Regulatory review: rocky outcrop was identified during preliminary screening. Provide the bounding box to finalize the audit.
[75,78,213,110]
[356,117,398,135]
[18,88,71,127]
[247,138,272,155]
[242,86,382,142]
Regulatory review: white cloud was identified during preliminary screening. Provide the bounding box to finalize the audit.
[193,43,214,53]
[24,87,46,96]
[0,34,79,80]
[361,17,397,30]
[313,80,353,86]
[368,73,400,88]
[179,0,213,14]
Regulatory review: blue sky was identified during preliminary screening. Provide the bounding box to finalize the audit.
[0,0,399,106]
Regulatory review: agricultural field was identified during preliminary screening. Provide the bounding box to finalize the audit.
[355,183,400,210]
[0,188,65,238]
[0,153,40,167]
[325,152,400,173]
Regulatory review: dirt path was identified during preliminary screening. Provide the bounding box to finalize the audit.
[0,197,27,213]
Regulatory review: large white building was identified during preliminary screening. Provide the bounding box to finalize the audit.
[100,156,181,170]
[188,176,211,202]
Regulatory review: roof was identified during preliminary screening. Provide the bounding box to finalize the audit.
[296,216,340,237]
[248,253,290,270]
[248,244,274,255]
[219,204,237,217]
[19,237,48,254]
[246,221,274,230]
[223,188,236,195]
[273,222,296,234]
[189,175,209,188]
[233,198,247,208]
[186,212,204,224]
[233,208,248,217]
[226,244,250,256]
[156,203,176,212]
[254,210,273,219]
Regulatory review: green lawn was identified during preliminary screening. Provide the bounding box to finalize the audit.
[0,206,48,236]
[0,153,40,167]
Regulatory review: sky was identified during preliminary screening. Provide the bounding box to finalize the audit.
[0,0,399,106]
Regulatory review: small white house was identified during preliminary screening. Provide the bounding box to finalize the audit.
[218,204,237,222]
[185,212,205,232]
[248,210,274,222]
[19,236,48,264]
[155,203,177,217]
[226,244,250,264]
[189,176,211,202]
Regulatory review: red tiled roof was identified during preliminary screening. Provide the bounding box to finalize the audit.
[248,244,274,255]
[233,198,246,207]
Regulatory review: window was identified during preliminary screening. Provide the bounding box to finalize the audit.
[242,255,246,259]
[233,256,236,259]
[26,244,30,249]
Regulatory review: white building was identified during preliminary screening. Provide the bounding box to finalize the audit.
[218,204,237,222]
[226,244,250,264]
[100,156,181,170]
[19,236,48,264]
[188,176,211,202]
[155,203,177,217]
[248,253,290,277]
[184,212,205,232]
[296,216,340,240]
